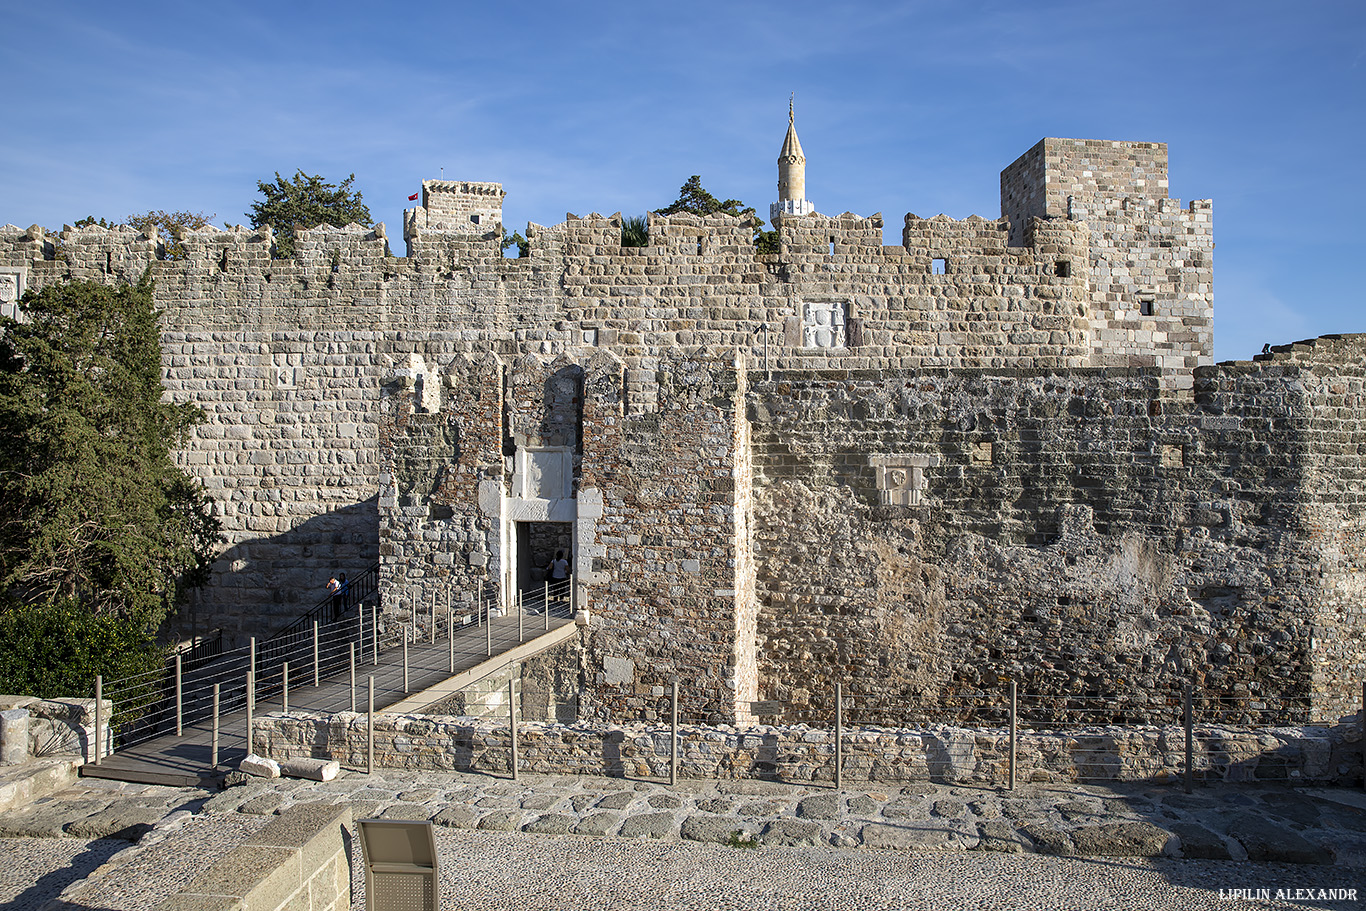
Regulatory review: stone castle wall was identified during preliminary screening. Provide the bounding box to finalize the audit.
[747,341,1365,724]
[3,137,1352,731]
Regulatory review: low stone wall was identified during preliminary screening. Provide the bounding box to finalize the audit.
[254,711,1365,787]
[0,695,111,764]
[158,802,352,911]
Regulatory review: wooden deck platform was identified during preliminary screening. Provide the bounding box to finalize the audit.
[81,608,577,788]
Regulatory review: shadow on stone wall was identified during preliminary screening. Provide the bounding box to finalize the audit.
[171,495,379,646]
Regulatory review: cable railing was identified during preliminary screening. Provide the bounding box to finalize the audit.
[89,573,579,766]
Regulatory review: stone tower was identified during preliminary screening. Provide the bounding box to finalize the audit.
[770,97,816,223]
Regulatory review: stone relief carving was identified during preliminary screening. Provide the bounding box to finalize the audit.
[870,453,941,506]
[802,300,845,349]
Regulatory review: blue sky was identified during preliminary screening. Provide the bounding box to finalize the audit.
[3,0,1362,362]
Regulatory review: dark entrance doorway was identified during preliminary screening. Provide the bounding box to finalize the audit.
[515,521,572,593]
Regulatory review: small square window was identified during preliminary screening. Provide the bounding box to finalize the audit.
[931,258,947,275]
[470,214,480,225]
[1054,261,1071,278]
[1139,297,1155,316]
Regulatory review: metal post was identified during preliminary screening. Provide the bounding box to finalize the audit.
[175,654,183,737]
[449,616,455,673]
[430,593,435,644]
[371,605,378,666]
[1361,681,1365,793]
[313,621,320,687]
[367,676,374,775]
[834,682,843,791]
[282,662,289,714]
[509,677,519,782]
[486,587,492,657]
[545,580,550,631]
[403,632,409,693]
[250,636,257,683]
[519,590,524,641]
[349,643,356,713]
[93,675,103,765]
[246,670,254,755]
[1184,684,1194,794]
[478,580,484,626]
[211,683,220,768]
[670,679,679,787]
[569,573,576,615]
[1008,680,1018,791]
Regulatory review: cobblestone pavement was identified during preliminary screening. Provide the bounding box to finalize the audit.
[5,771,1365,910]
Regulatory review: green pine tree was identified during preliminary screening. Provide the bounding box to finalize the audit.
[0,275,221,680]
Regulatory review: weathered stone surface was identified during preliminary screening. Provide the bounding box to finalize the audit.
[237,793,286,816]
[797,794,839,819]
[277,758,338,781]
[523,813,576,835]
[476,810,522,831]
[680,814,743,844]
[573,813,620,837]
[1225,813,1336,865]
[431,805,478,828]
[974,819,1030,853]
[861,821,978,851]
[1169,823,1233,860]
[617,812,677,839]
[1021,822,1075,856]
[762,819,822,846]
[239,754,280,779]
[65,805,166,840]
[1067,821,1173,857]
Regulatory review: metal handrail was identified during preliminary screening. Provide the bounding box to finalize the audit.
[274,561,382,639]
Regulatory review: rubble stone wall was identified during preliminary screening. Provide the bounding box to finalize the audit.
[252,710,1365,787]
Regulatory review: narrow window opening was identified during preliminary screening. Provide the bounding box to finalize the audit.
[218,249,229,273]
[828,238,836,256]
[1140,297,1155,317]
[105,252,113,274]
[931,258,947,275]
[696,239,704,255]
[1054,260,1071,278]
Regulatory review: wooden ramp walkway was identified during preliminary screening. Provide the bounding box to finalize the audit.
[82,609,577,788]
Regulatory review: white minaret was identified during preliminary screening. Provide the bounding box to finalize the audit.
[770,96,816,223]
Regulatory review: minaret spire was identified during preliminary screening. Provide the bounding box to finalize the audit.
[771,96,815,223]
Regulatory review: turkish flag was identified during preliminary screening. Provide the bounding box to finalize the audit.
[408,192,420,201]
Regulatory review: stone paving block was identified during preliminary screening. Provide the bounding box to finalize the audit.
[1067,821,1174,857]
[974,819,1030,853]
[1225,812,1335,865]
[762,818,822,846]
[861,821,978,851]
[521,793,560,810]
[595,791,636,810]
[379,802,434,820]
[679,814,743,844]
[647,794,682,809]
[1021,821,1076,856]
[237,792,286,816]
[524,813,576,835]
[1169,822,1233,860]
[573,813,620,837]
[432,805,479,828]
[797,794,839,819]
[477,810,523,831]
[618,811,677,839]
